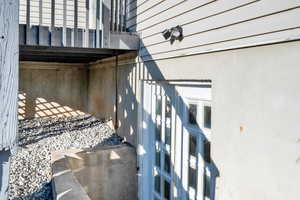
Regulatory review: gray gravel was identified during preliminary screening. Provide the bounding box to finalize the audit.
[9,115,122,200]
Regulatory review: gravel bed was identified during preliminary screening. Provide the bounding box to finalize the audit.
[9,115,122,200]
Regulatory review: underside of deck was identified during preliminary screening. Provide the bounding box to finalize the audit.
[20,45,136,63]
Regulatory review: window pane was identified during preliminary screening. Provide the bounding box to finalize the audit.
[155,174,161,193]
[204,140,211,163]
[204,174,210,198]
[156,124,161,142]
[156,96,162,117]
[188,104,197,125]
[204,105,211,129]
[165,125,171,145]
[188,166,197,190]
[189,134,197,157]
[164,152,171,174]
[164,180,171,200]
[155,146,161,168]
[165,97,172,118]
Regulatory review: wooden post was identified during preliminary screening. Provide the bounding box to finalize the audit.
[51,0,55,29]
[0,0,19,198]
[74,0,78,47]
[85,0,90,47]
[102,0,111,48]
[63,0,67,46]
[39,0,43,25]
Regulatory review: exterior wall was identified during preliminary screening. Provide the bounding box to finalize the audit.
[136,41,300,200]
[19,62,88,120]
[87,41,300,199]
[127,0,300,60]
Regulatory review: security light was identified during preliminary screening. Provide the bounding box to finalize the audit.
[162,29,172,40]
[162,25,184,44]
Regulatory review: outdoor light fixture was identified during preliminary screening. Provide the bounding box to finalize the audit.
[162,29,172,40]
[162,25,183,44]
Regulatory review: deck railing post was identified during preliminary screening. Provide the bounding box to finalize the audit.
[85,0,90,47]
[74,0,79,47]
[102,0,111,48]
[26,0,30,44]
[63,0,67,46]
[51,0,55,30]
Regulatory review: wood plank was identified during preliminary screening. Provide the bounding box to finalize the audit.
[133,0,234,33]
[127,0,164,20]
[140,9,300,60]
[51,0,55,28]
[141,0,300,47]
[0,0,19,150]
[20,0,27,24]
[39,0,43,24]
[95,0,101,48]
[139,0,252,39]
[85,0,90,47]
[102,0,111,48]
[126,0,184,28]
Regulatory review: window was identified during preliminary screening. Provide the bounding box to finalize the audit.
[164,180,171,200]
[204,105,211,129]
[188,104,198,125]
[155,174,161,193]
[164,152,171,174]
[155,146,161,168]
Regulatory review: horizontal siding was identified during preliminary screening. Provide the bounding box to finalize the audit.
[129,0,300,60]
[127,0,164,20]
[127,0,185,28]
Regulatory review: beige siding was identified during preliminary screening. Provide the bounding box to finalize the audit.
[128,0,300,60]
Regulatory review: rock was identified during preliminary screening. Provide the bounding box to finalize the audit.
[9,115,121,200]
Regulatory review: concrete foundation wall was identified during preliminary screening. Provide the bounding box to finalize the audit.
[19,62,88,119]
[87,64,116,122]
[87,54,139,145]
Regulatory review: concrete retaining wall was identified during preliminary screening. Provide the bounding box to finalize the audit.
[19,62,88,120]
[52,144,137,200]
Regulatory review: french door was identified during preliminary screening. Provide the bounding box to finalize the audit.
[139,81,212,200]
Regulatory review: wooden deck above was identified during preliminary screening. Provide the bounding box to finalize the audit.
[19,0,139,63]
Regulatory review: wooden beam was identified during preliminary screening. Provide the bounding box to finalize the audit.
[0,0,19,197]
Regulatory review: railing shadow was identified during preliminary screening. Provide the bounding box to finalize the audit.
[117,39,220,199]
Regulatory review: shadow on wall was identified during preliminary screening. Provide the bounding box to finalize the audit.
[117,63,139,145]
[18,65,88,120]
[116,40,220,199]
[18,91,86,120]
